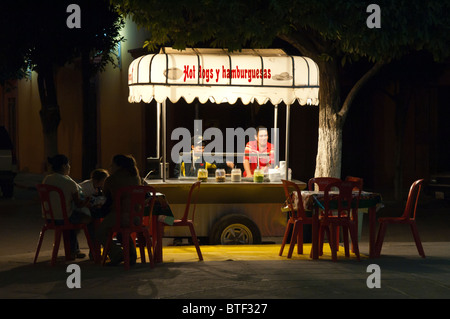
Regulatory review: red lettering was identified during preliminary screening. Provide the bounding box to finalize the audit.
[198,66,214,82]
[183,65,196,82]
[183,65,189,81]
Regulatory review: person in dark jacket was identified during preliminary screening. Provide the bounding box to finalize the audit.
[174,135,233,177]
[96,154,141,265]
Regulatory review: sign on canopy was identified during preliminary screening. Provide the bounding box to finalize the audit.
[128,48,319,106]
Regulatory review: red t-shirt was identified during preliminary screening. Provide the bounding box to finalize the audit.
[243,141,274,176]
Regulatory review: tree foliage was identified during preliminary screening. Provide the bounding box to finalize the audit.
[1,0,124,81]
[114,0,450,63]
[22,1,125,74]
[1,0,125,169]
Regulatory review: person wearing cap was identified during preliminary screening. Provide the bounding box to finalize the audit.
[174,135,233,177]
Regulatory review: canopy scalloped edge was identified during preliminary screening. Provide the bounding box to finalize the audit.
[128,85,319,105]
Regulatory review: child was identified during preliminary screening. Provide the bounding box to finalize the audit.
[79,168,109,209]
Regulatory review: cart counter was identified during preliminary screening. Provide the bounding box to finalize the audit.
[144,178,306,244]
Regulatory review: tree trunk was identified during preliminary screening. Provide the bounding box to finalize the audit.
[313,59,385,179]
[37,64,60,168]
[280,32,385,180]
[314,60,344,178]
[392,83,412,201]
[81,50,98,179]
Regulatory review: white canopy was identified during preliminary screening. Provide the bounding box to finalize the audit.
[128,48,319,106]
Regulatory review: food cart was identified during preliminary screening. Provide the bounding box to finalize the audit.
[128,48,319,244]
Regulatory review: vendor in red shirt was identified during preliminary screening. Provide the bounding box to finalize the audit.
[243,126,275,177]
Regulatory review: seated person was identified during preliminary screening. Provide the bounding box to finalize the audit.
[79,169,110,260]
[96,154,142,265]
[243,126,275,177]
[174,135,233,177]
[79,168,109,214]
[43,154,91,259]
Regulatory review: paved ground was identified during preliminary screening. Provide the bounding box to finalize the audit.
[0,173,449,310]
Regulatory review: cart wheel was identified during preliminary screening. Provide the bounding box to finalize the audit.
[209,214,261,245]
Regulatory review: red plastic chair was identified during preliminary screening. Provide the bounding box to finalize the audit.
[102,185,157,270]
[318,180,362,261]
[165,181,203,261]
[344,176,364,251]
[34,184,98,266]
[308,177,341,253]
[279,180,313,258]
[375,179,425,258]
[308,177,341,191]
[345,176,363,190]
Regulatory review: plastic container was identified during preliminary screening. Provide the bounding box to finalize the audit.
[231,168,241,182]
[253,168,264,183]
[215,169,226,182]
[197,168,208,182]
[268,169,281,182]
